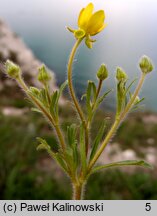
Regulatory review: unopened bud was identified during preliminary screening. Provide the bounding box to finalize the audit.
[29,87,40,96]
[116,67,127,81]
[97,64,108,80]
[5,60,21,79]
[139,55,154,74]
[38,65,51,84]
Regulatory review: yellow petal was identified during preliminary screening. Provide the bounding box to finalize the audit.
[86,10,105,35]
[91,23,107,36]
[78,3,94,30]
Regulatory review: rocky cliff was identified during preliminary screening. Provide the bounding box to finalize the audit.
[0,19,56,103]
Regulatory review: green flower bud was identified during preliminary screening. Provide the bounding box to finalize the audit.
[116,67,128,81]
[139,55,154,74]
[29,87,40,96]
[38,65,51,84]
[97,64,108,80]
[74,29,85,39]
[5,60,21,79]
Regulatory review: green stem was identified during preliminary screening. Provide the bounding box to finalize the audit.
[87,79,103,127]
[96,79,103,99]
[67,39,84,122]
[67,38,89,155]
[119,73,146,121]
[17,76,66,151]
[88,73,146,171]
[72,182,85,200]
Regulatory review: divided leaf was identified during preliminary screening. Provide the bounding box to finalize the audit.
[80,124,87,174]
[50,80,68,120]
[95,89,112,110]
[89,120,106,161]
[86,81,97,116]
[92,160,153,173]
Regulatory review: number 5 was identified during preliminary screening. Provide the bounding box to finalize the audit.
[145,203,151,211]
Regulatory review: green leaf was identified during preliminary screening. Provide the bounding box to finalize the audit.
[36,137,50,150]
[67,124,77,147]
[67,124,79,171]
[39,89,49,107]
[134,97,145,106]
[80,124,87,174]
[31,108,42,113]
[86,81,93,115]
[72,144,79,171]
[36,137,55,159]
[125,78,137,95]
[50,91,59,119]
[37,137,68,173]
[55,152,68,173]
[81,93,86,101]
[92,160,153,173]
[95,89,112,110]
[89,120,106,161]
[50,80,68,119]
[58,80,68,99]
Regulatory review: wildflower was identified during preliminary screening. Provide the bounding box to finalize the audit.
[67,3,106,48]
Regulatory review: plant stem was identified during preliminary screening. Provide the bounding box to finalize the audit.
[119,73,146,121]
[67,38,89,155]
[88,73,146,171]
[96,79,103,99]
[17,76,66,151]
[72,182,84,200]
[87,79,103,127]
[67,38,84,122]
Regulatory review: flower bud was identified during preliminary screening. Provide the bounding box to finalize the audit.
[29,87,40,96]
[5,60,21,79]
[38,65,51,84]
[139,55,154,74]
[97,64,108,80]
[116,67,127,81]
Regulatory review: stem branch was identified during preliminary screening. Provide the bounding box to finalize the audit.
[17,76,66,151]
[67,39,89,155]
[88,73,146,171]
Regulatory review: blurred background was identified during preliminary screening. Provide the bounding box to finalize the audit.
[0,0,157,199]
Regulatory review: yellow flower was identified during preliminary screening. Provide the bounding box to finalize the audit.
[78,3,106,36]
[67,3,106,48]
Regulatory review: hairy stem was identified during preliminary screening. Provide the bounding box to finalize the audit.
[72,182,85,200]
[67,38,89,155]
[96,79,103,99]
[88,73,146,171]
[87,79,103,127]
[17,76,66,151]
